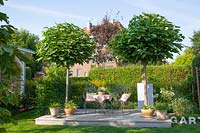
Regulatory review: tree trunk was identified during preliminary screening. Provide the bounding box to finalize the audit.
[65,67,69,102]
[170,70,173,89]
[0,68,1,82]
[191,68,195,102]
[142,64,148,105]
[195,67,200,109]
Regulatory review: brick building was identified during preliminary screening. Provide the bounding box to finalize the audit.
[71,21,123,77]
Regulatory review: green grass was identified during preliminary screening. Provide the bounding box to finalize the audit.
[1,110,200,133]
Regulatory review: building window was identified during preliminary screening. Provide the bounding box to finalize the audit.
[84,72,88,77]
[77,69,82,77]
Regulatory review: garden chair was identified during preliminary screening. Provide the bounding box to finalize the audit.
[83,92,98,114]
[119,93,131,113]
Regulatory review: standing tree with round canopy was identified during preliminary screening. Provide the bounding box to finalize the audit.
[37,22,96,101]
[109,13,184,105]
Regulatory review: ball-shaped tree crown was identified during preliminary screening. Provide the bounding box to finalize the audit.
[109,13,184,65]
[37,22,96,67]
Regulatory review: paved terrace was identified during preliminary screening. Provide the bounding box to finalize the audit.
[35,109,171,128]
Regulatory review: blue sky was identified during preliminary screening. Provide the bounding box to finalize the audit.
[2,0,200,48]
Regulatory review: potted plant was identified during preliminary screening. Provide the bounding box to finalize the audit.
[141,105,154,118]
[91,80,107,95]
[97,87,107,95]
[49,102,61,117]
[155,102,168,120]
[64,100,77,116]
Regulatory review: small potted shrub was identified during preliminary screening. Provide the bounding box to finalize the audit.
[97,87,107,95]
[64,100,77,116]
[141,105,154,118]
[155,102,168,120]
[91,80,107,95]
[49,102,61,117]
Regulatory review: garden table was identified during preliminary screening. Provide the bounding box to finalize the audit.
[85,94,112,113]
[93,94,112,113]
[94,94,112,104]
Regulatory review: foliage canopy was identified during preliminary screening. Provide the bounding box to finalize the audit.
[0,0,21,125]
[37,22,96,68]
[109,13,184,65]
[173,48,194,65]
[191,30,200,55]
[11,29,41,76]
[12,29,39,51]
[90,15,123,64]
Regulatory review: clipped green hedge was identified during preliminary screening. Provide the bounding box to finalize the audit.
[35,77,66,115]
[35,65,89,115]
[36,64,192,115]
[25,67,32,80]
[21,80,37,109]
[36,77,89,115]
[69,77,90,108]
[89,65,192,102]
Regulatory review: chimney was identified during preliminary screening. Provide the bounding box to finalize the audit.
[87,21,92,31]
[111,19,115,23]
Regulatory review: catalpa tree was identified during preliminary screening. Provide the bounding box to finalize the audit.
[109,13,184,105]
[37,22,96,101]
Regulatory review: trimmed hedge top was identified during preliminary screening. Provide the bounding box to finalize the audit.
[89,65,192,94]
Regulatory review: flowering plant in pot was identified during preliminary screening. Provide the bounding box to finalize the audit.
[64,100,77,116]
[49,102,61,117]
[141,105,154,118]
[155,102,168,120]
[91,80,107,95]
[97,87,107,95]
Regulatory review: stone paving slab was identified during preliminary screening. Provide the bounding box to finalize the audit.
[35,109,171,128]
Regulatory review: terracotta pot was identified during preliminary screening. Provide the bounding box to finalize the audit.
[64,108,76,116]
[156,110,167,120]
[141,109,154,118]
[49,108,60,117]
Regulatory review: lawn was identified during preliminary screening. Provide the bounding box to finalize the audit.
[1,110,200,133]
